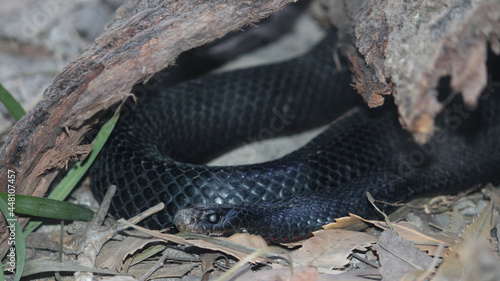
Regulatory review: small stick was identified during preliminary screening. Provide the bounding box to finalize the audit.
[74,185,165,281]
[351,253,379,269]
[138,249,170,281]
[117,202,165,231]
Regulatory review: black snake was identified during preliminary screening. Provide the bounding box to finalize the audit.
[91,32,500,243]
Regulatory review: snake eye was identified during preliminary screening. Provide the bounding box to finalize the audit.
[207,213,220,224]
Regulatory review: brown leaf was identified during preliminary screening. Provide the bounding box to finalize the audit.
[488,184,500,208]
[433,200,495,281]
[226,233,268,249]
[201,253,221,274]
[316,268,380,281]
[238,265,319,281]
[461,241,500,281]
[320,213,371,232]
[389,222,455,256]
[448,206,467,234]
[95,232,164,271]
[128,261,195,279]
[344,214,455,256]
[374,229,433,281]
[120,220,271,263]
[292,229,377,269]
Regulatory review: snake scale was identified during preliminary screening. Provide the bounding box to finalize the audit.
[91,32,500,242]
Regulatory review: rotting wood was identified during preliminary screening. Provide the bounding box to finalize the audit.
[328,0,500,142]
[0,0,294,259]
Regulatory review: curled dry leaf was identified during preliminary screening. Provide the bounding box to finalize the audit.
[320,213,371,232]
[95,233,164,271]
[201,253,222,275]
[292,229,377,269]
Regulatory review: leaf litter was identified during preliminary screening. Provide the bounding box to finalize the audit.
[21,184,500,280]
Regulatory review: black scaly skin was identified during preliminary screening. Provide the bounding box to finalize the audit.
[175,92,500,242]
[92,32,500,242]
[91,33,359,232]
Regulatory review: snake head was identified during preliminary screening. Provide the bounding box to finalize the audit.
[174,204,246,236]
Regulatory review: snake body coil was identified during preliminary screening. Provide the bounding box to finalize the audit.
[92,34,500,242]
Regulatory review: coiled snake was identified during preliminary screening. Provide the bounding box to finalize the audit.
[91,33,500,242]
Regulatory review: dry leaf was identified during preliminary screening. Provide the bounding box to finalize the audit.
[433,200,495,281]
[95,232,164,271]
[188,235,272,264]
[320,213,370,231]
[448,206,467,234]
[119,221,271,263]
[200,253,222,274]
[390,222,455,256]
[461,240,500,280]
[488,184,500,208]
[292,229,377,269]
[127,261,196,279]
[392,222,455,245]
[238,265,319,281]
[316,268,380,281]
[104,276,137,281]
[374,229,433,281]
[343,214,455,256]
[226,233,268,249]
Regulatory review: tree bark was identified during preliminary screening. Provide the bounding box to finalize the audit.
[328,0,500,142]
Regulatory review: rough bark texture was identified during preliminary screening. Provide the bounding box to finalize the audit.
[0,0,293,259]
[328,0,500,142]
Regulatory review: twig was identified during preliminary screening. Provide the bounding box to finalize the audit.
[73,185,117,281]
[366,192,395,231]
[117,202,165,230]
[73,185,165,280]
[214,247,273,281]
[92,185,116,226]
[351,253,379,269]
[138,249,170,281]
[55,220,64,281]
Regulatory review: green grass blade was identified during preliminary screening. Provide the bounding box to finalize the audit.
[0,83,26,121]
[0,193,93,221]
[24,113,119,235]
[0,197,25,281]
[0,259,4,281]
